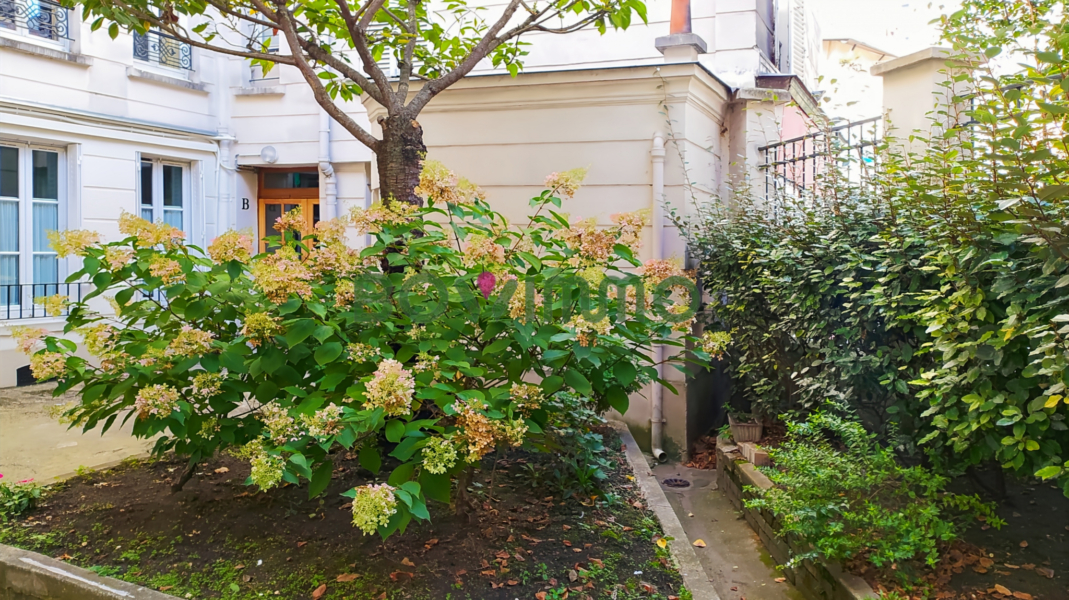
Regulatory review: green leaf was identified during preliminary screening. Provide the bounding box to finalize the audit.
[541,375,564,395]
[606,387,629,414]
[420,471,451,503]
[314,342,343,365]
[385,420,405,443]
[614,362,637,387]
[359,443,381,474]
[564,370,592,395]
[285,319,318,347]
[1035,465,1064,480]
[308,460,333,499]
[387,463,416,486]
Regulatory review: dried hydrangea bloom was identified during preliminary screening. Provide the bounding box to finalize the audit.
[508,286,543,323]
[454,399,497,463]
[208,230,253,263]
[544,167,588,198]
[258,403,300,445]
[134,384,180,418]
[30,351,66,381]
[249,246,313,303]
[610,209,650,249]
[351,483,398,535]
[363,359,415,416]
[119,212,184,248]
[11,326,47,356]
[190,371,224,399]
[32,294,68,317]
[558,218,615,266]
[103,246,134,271]
[149,256,185,285]
[640,258,686,286]
[421,437,458,475]
[309,242,368,278]
[79,323,118,358]
[273,207,306,235]
[462,235,506,268]
[495,418,528,447]
[242,312,282,346]
[166,325,215,357]
[349,200,417,234]
[412,352,440,380]
[414,160,485,205]
[334,279,355,308]
[47,229,101,258]
[565,314,612,347]
[347,342,380,363]
[699,330,732,359]
[302,404,344,438]
[509,383,543,413]
[236,440,285,491]
[314,218,348,245]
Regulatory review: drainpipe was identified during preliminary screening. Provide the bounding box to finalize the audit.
[319,109,338,219]
[650,133,667,463]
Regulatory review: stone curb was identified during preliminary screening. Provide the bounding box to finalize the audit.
[611,421,722,600]
[0,543,174,599]
[48,453,151,485]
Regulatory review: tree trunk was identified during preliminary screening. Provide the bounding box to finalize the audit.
[378,112,427,206]
[171,460,198,493]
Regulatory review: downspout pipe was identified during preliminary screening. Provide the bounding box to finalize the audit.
[650,133,667,463]
[319,109,338,219]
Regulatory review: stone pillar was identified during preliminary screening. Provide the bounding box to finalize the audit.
[871,47,979,154]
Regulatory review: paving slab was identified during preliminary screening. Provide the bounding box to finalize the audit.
[652,462,805,600]
[0,384,152,483]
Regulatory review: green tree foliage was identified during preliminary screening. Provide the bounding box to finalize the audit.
[22,163,696,539]
[682,0,1069,494]
[64,0,647,202]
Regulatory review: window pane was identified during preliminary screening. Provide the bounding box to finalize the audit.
[142,208,154,221]
[0,200,17,252]
[163,208,183,231]
[140,161,153,207]
[263,171,318,189]
[263,203,281,252]
[33,255,58,285]
[163,165,182,207]
[33,201,58,252]
[0,147,17,198]
[0,256,16,306]
[32,150,58,200]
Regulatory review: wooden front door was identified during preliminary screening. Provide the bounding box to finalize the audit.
[257,169,321,252]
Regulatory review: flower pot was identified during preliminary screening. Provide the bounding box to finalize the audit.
[728,414,763,443]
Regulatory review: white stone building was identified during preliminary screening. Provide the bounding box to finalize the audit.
[0,0,833,456]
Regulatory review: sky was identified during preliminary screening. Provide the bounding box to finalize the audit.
[807,0,961,58]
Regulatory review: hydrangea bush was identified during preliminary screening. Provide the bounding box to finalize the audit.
[22,162,703,538]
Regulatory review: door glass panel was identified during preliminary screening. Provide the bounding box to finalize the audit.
[33,256,58,288]
[163,165,183,207]
[0,200,17,252]
[0,147,17,198]
[0,198,17,307]
[263,203,282,252]
[312,203,320,227]
[32,201,57,253]
[263,171,318,189]
[31,150,58,200]
[0,256,16,307]
[163,209,183,232]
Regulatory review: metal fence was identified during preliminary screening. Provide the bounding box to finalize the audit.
[133,30,193,70]
[1,282,92,321]
[758,116,882,200]
[0,0,70,41]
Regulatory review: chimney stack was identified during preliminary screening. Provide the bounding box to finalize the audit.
[657,0,707,61]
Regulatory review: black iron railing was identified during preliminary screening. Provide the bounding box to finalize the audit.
[758,116,883,199]
[0,0,70,41]
[133,30,192,70]
[1,282,92,320]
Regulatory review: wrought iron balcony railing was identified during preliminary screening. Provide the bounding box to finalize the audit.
[0,0,70,41]
[1,282,92,321]
[133,29,192,70]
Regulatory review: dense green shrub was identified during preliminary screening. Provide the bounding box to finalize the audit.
[683,0,1069,493]
[0,477,42,522]
[745,411,1002,577]
[20,163,702,539]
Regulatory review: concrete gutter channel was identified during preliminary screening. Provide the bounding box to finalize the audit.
[0,544,173,600]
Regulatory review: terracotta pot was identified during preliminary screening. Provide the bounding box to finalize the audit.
[728,413,763,443]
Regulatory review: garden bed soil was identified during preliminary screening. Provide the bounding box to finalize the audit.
[0,430,689,600]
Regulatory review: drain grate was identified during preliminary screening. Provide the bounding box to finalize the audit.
[662,478,691,488]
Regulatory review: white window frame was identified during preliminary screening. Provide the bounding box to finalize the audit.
[0,141,67,312]
[137,156,191,238]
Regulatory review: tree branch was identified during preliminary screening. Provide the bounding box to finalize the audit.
[273,1,382,152]
[398,0,419,98]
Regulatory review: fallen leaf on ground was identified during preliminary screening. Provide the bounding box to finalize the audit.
[774,577,786,583]
[311,584,327,600]
[388,572,413,581]
[536,593,547,600]
[1035,567,1055,578]
[336,574,360,582]
[297,541,307,548]
[213,467,229,474]
[692,539,707,548]
[656,538,667,549]
[994,584,1012,595]
[506,580,518,586]
[980,558,995,568]
[401,557,415,567]
[1019,541,1028,548]
[569,570,578,582]
[1012,592,1033,600]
